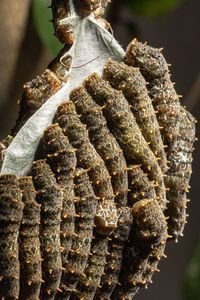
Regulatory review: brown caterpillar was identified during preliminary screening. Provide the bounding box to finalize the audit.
[165,107,196,240]
[73,235,108,300]
[0,175,24,300]
[104,59,168,174]
[94,206,132,299]
[43,123,78,298]
[12,69,61,136]
[124,38,169,80]
[84,74,167,210]
[56,168,98,299]
[127,165,156,206]
[0,135,13,169]
[54,101,118,235]
[111,166,164,299]
[18,176,42,300]
[31,160,63,299]
[124,40,196,241]
[77,0,109,16]
[124,39,181,144]
[112,199,168,299]
[51,0,75,45]
[70,86,128,207]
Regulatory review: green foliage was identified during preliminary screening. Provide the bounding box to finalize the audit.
[32,0,61,55]
[125,0,185,18]
[183,240,200,300]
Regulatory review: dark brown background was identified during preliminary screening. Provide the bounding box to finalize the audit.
[0,1,199,299]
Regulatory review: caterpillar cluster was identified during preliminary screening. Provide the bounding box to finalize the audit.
[0,38,196,299]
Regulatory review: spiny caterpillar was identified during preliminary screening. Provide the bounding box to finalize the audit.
[0,135,13,169]
[43,123,77,296]
[0,175,24,299]
[165,107,195,239]
[104,59,168,174]
[51,0,75,45]
[112,199,168,299]
[95,206,132,299]
[54,101,118,235]
[31,160,63,299]
[57,168,98,299]
[110,165,163,299]
[12,69,61,136]
[77,0,109,13]
[124,38,196,240]
[18,176,42,300]
[70,86,128,207]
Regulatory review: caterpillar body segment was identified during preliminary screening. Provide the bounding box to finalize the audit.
[31,160,63,299]
[73,235,108,300]
[127,165,156,206]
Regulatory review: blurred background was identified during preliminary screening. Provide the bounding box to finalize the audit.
[0,0,199,299]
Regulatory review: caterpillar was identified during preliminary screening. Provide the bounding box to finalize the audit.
[0,175,24,299]
[43,123,77,297]
[112,199,168,299]
[124,38,181,145]
[94,206,132,299]
[0,135,13,169]
[56,168,98,299]
[104,59,168,174]
[124,38,196,241]
[84,74,167,210]
[31,160,63,299]
[166,108,195,191]
[12,69,61,136]
[165,107,196,240]
[124,38,169,80]
[51,0,75,45]
[54,101,118,235]
[18,176,42,300]
[77,0,109,16]
[70,86,128,207]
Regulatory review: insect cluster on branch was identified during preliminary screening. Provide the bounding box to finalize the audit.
[0,1,196,299]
